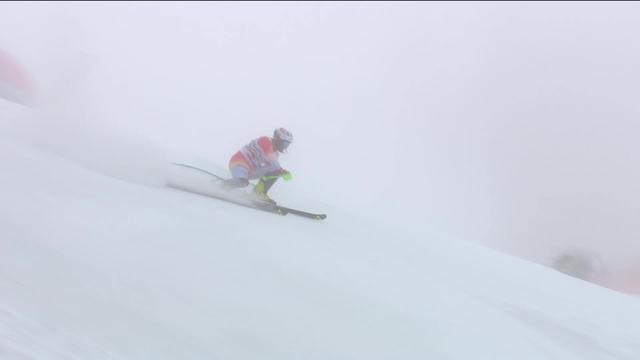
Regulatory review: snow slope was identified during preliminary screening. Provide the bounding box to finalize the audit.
[2,137,640,360]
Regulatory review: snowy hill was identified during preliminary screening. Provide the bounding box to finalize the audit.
[2,136,640,360]
[3,2,640,359]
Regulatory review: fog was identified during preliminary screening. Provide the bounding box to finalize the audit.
[2,2,640,282]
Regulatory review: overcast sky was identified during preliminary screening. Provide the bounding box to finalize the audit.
[2,2,640,273]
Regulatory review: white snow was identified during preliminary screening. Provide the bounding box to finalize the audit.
[2,3,640,359]
[1,135,640,360]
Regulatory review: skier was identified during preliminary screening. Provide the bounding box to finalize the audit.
[223,128,293,203]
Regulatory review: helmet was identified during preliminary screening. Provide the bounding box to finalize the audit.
[273,127,293,152]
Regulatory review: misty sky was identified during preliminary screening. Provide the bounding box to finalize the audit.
[2,2,640,273]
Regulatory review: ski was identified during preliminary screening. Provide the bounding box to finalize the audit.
[274,206,327,220]
[166,182,288,216]
[168,163,327,220]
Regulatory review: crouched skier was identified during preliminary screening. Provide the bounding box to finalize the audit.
[222,128,293,204]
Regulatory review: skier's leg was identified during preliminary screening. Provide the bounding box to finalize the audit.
[260,176,278,193]
[223,177,249,188]
[252,170,280,203]
[223,163,250,188]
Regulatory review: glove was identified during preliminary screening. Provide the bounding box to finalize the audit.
[280,170,293,181]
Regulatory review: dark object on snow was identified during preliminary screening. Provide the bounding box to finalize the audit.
[552,251,602,281]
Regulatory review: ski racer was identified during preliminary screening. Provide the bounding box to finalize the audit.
[223,128,293,203]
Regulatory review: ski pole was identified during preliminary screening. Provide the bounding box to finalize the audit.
[261,172,292,181]
[172,162,225,181]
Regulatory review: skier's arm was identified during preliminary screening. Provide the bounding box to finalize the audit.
[275,163,292,181]
[265,160,292,181]
[258,137,292,180]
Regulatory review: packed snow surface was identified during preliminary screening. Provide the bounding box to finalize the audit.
[2,137,640,359]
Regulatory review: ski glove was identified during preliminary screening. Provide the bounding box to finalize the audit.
[281,170,293,181]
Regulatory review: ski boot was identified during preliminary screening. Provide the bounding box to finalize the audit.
[250,177,277,204]
[222,177,249,188]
